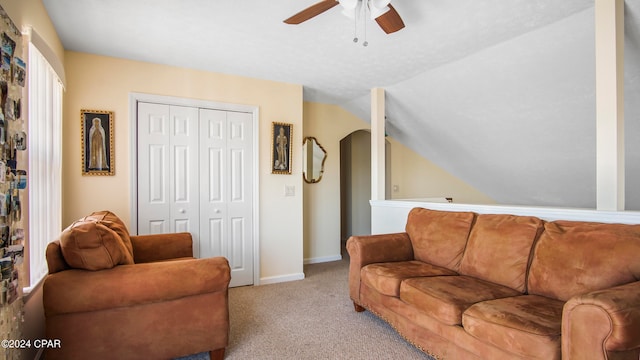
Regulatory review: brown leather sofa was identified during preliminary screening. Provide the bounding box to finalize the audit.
[43,211,231,360]
[347,207,640,359]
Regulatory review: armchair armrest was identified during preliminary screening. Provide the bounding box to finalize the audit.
[44,257,230,317]
[130,232,193,263]
[346,233,413,303]
[562,281,640,359]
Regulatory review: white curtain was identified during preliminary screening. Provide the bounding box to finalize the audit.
[26,42,63,290]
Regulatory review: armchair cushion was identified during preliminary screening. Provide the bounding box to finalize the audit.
[59,218,133,271]
[44,257,230,316]
[130,232,193,263]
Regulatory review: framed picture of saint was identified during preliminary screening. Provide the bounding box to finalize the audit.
[271,122,292,174]
[81,109,114,176]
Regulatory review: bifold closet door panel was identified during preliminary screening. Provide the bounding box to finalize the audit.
[137,103,200,255]
[199,109,254,287]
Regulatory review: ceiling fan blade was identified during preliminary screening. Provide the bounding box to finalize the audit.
[375,4,405,34]
[284,0,340,24]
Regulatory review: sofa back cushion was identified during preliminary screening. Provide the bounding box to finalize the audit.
[459,214,544,293]
[406,208,476,272]
[528,221,640,301]
[59,218,134,271]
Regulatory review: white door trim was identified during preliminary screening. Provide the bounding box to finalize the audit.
[129,92,261,285]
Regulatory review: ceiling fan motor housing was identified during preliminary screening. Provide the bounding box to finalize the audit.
[284,0,405,34]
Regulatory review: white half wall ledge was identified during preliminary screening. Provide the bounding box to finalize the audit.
[371,199,640,234]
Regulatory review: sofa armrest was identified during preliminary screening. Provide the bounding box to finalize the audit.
[44,256,230,317]
[130,232,193,263]
[346,233,413,303]
[562,281,640,359]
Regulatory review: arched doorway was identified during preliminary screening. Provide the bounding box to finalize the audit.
[340,130,391,254]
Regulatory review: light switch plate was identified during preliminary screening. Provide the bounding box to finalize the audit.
[285,185,295,197]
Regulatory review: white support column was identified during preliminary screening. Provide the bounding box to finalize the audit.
[595,0,625,211]
[371,88,386,201]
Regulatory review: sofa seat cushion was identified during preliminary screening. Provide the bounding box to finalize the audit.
[400,276,521,325]
[463,295,564,360]
[361,261,457,297]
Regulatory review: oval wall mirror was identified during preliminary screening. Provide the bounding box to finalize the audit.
[303,137,327,183]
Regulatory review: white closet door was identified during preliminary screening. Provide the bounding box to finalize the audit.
[199,109,253,287]
[138,102,254,287]
[137,103,200,255]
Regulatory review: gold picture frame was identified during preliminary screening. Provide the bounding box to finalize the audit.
[81,109,114,176]
[271,122,292,174]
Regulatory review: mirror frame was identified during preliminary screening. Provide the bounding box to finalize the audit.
[303,136,327,184]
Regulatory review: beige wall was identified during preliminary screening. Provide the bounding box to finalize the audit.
[63,51,304,281]
[388,137,495,204]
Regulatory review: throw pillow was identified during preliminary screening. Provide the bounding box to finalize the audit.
[59,218,134,270]
[83,210,134,260]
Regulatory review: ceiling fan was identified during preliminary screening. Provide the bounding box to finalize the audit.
[284,0,405,34]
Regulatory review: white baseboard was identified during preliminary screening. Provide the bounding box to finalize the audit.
[259,272,305,285]
[257,255,342,285]
[304,254,342,265]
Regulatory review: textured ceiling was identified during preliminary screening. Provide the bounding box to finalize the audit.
[42,0,640,209]
[43,0,593,104]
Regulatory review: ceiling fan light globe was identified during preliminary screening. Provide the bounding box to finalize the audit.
[369,5,390,20]
[342,8,357,19]
[339,0,359,10]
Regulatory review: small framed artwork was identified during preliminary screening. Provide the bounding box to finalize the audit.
[271,122,292,174]
[81,109,114,176]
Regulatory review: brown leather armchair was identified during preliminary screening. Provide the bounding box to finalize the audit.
[43,211,230,360]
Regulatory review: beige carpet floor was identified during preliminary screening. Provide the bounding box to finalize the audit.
[218,257,432,360]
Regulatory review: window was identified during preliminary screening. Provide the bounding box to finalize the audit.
[25,42,63,292]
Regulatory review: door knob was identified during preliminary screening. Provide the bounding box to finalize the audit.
[179,208,186,214]
[215,209,221,214]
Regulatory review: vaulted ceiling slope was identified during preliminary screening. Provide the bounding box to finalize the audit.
[43,0,640,209]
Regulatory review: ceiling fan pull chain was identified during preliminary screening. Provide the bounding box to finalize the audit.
[353,10,358,43]
[363,0,369,46]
